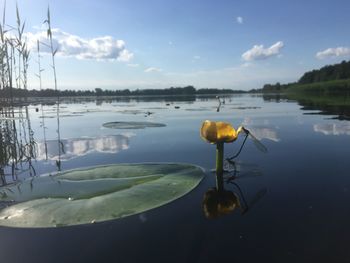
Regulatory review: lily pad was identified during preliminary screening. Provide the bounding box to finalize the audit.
[230,106,262,110]
[185,108,210,112]
[103,121,166,129]
[0,163,204,228]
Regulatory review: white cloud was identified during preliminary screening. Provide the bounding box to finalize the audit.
[25,28,133,61]
[236,16,243,24]
[144,67,162,73]
[242,41,284,61]
[316,47,350,59]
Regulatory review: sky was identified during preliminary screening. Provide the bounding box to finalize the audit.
[3,0,350,90]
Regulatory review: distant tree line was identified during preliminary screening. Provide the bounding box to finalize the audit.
[0,85,247,98]
[261,60,350,93]
[298,60,350,84]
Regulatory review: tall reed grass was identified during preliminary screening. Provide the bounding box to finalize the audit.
[0,4,62,185]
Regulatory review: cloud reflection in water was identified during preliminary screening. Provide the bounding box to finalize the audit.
[36,134,132,161]
[314,123,350,136]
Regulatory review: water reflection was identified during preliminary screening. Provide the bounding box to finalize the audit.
[263,93,350,120]
[314,123,350,136]
[0,100,133,185]
[36,135,131,161]
[0,95,198,107]
[203,188,243,219]
[0,106,37,185]
[203,158,266,219]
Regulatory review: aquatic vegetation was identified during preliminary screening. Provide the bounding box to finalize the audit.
[103,121,166,129]
[39,114,84,118]
[184,108,210,111]
[0,106,37,185]
[230,106,262,110]
[200,120,267,191]
[117,109,144,114]
[0,163,204,228]
[0,4,37,183]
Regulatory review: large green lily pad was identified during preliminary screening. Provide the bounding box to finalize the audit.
[103,121,166,129]
[0,163,204,228]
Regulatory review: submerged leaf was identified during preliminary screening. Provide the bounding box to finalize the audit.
[103,121,166,129]
[0,163,204,228]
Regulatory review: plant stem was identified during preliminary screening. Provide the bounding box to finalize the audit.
[216,142,224,192]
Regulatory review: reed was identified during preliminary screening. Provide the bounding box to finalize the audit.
[44,7,63,171]
[0,3,36,185]
[0,3,63,185]
[36,40,48,161]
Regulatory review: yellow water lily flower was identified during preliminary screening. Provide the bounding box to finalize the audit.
[200,120,243,144]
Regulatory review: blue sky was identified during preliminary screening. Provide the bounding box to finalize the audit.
[4,0,350,90]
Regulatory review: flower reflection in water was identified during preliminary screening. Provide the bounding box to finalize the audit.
[36,134,132,161]
[202,178,267,219]
[203,188,243,219]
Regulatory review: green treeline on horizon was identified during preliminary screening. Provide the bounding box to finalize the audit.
[262,60,350,94]
[0,85,247,98]
[3,60,350,98]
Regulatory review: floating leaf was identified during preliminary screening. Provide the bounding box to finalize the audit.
[0,163,204,228]
[230,106,262,110]
[103,121,166,129]
[185,108,210,112]
[116,109,144,115]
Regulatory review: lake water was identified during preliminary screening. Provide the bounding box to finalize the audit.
[1,94,350,263]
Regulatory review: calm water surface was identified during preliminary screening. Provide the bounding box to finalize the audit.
[1,94,350,263]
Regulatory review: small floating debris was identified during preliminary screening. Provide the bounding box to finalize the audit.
[144,111,154,117]
[103,121,166,129]
[174,106,180,109]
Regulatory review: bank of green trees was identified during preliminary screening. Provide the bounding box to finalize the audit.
[262,60,350,94]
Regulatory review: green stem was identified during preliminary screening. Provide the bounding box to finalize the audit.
[216,142,224,192]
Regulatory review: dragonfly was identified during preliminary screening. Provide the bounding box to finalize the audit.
[200,120,267,183]
[226,126,267,160]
